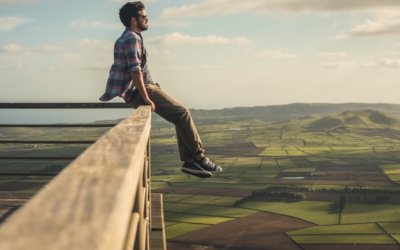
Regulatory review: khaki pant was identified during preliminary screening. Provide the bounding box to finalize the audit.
[125,83,205,162]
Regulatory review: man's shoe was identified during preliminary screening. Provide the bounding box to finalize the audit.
[197,157,223,174]
[181,161,212,178]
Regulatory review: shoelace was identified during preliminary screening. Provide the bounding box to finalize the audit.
[202,158,216,170]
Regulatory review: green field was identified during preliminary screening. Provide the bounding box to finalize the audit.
[2,106,400,248]
[150,109,400,246]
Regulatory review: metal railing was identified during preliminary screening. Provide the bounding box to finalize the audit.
[0,104,165,250]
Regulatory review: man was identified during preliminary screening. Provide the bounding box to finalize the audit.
[100,1,222,178]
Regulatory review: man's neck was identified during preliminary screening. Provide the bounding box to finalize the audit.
[130,26,142,34]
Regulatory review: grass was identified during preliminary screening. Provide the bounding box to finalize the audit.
[288,223,383,235]
[341,203,400,224]
[289,234,395,244]
[165,223,209,239]
[240,201,339,225]
[379,222,400,234]
[164,212,233,225]
[163,202,204,213]
[3,108,400,246]
[380,164,400,183]
[191,206,256,218]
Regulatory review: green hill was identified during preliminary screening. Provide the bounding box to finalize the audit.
[307,110,400,132]
[185,103,400,123]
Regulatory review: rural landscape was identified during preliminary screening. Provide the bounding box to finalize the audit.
[1,103,400,249]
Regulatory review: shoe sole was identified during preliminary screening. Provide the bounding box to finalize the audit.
[181,168,212,178]
[209,168,223,174]
[201,166,222,174]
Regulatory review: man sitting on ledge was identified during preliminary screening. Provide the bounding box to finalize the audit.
[99,1,222,178]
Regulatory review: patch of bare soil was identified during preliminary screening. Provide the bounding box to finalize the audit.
[168,212,315,250]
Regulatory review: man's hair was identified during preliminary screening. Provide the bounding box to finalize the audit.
[119,1,145,27]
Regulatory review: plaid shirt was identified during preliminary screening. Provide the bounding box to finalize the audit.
[99,28,154,101]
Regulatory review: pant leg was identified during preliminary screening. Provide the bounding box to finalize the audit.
[126,84,205,161]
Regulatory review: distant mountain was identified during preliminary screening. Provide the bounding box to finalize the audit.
[307,110,400,131]
[185,103,400,123]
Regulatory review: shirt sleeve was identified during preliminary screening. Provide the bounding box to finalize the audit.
[124,36,142,72]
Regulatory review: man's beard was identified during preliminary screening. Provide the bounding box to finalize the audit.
[138,22,148,31]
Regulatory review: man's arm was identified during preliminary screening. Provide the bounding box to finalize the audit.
[130,71,156,111]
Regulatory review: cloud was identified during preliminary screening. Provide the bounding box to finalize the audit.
[70,20,104,29]
[0,43,28,53]
[169,64,229,71]
[149,32,251,46]
[76,39,113,51]
[317,52,348,57]
[70,20,119,30]
[161,0,400,38]
[322,61,357,69]
[1,39,112,56]
[255,50,297,59]
[363,58,400,68]
[345,9,400,37]
[0,16,32,31]
[323,57,400,69]
[160,0,400,20]
[0,43,67,55]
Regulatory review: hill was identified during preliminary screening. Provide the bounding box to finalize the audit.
[164,103,400,124]
[307,110,400,131]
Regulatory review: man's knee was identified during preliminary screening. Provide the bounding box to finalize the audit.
[174,106,191,125]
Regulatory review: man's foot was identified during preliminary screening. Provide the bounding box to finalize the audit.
[197,157,223,174]
[181,161,212,178]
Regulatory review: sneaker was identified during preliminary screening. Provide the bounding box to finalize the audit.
[181,161,212,178]
[197,157,223,174]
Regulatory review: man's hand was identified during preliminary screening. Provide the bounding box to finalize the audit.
[144,97,156,112]
[130,71,155,112]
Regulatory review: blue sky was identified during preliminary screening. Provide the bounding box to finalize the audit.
[1,0,400,112]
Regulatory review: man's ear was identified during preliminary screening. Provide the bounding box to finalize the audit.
[130,17,137,27]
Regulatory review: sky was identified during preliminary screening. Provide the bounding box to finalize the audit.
[1,0,400,113]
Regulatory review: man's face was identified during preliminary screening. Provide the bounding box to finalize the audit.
[136,9,149,31]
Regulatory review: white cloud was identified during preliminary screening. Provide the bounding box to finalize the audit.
[346,9,400,37]
[317,52,348,57]
[170,64,229,71]
[322,61,357,69]
[0,43,67,55]
[255,50,297,59]
[70,20,119,30]
[149,32,251,46]
[0,43,28,53]
[70,20,104,29]
[160,0,400,20]
[323,57,400,69]
[364,58,400,68]
[161,0,400,38]
[69,20,121,29]
[76,39,113,51]
[0,16,32,31]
